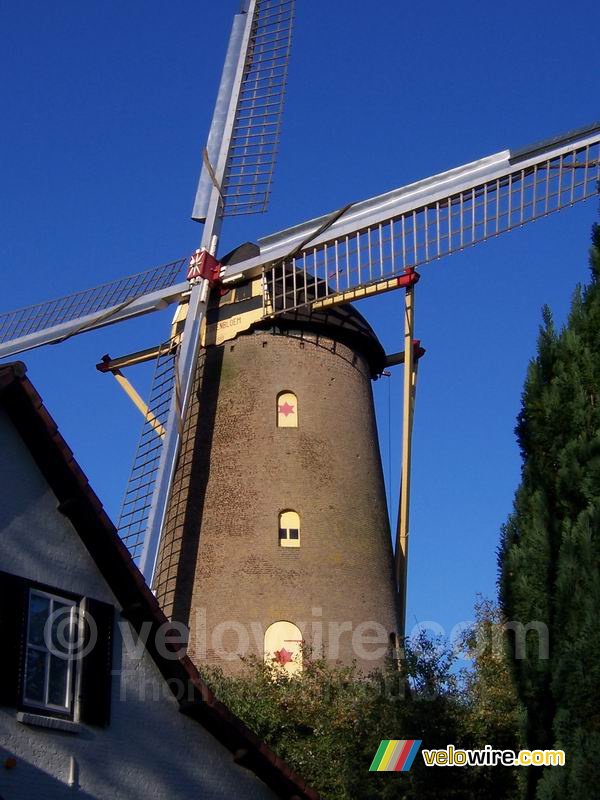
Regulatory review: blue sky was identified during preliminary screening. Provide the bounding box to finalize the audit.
[2,1,598,644]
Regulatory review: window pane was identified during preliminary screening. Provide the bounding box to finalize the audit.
[28,594,50,647]
[289,529,299,539]
[48,654,70,709]
[25,649,46,703]
[278,528,287,539]
[50,602,74,656]
[235,282,251,301]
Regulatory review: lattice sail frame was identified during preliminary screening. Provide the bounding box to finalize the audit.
[253,130,600,314]
[0,259,186,355]
[221,0,294,216]
[118,340,178,565]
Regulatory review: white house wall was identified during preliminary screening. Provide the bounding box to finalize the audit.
[0,409,277,800]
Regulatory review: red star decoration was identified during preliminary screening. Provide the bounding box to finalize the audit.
[278,402,295,417]
[273,647,294,665]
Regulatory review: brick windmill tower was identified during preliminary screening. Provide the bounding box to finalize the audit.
[1,0,598,677]
[153,290,401,672]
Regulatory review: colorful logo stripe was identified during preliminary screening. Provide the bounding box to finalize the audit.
[369,739,422,772]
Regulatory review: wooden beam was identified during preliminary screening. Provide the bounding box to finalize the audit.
[396,279,418,637]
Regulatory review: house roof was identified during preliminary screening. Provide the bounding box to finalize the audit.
[0,361,319,800]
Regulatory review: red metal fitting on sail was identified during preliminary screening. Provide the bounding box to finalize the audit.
[187,249,223,286]
[413,339,426,361]
[397,267,420,289]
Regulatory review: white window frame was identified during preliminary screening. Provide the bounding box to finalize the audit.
[23,588,80,717]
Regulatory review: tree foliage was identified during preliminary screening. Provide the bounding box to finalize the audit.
[202,603,520,800]
[499,222,600,799]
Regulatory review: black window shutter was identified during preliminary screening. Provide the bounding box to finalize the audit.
[0,570,28,709]
[80,598,114,727]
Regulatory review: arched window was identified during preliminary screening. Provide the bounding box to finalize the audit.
[277,391,298,428]
[279,510,300,548]
[264,621,303,675]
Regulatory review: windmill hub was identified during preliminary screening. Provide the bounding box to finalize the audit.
[187,249,223,287]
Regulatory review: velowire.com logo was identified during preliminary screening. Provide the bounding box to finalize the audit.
[369,740,422,772]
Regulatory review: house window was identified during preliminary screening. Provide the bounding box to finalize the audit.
[24,590,79,716]
[279,510,300,548]
[277,391,298,428]
[0,570,114,727]
[264,621,303,675]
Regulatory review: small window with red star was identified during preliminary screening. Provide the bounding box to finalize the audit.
[277,391,298,428]
[264,621,303,675]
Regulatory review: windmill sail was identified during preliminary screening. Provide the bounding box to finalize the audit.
[192,0,294,220]
[0,259,187,359]
[220,122,600,314]
[140,0,295,584]
[118,339,178,565]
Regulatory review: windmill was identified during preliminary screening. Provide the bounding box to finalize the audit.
[1,0,599,669]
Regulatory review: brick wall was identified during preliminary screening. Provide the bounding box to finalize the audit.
[154,324,400,674]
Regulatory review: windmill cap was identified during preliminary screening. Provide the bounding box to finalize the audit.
[250,303,387,377]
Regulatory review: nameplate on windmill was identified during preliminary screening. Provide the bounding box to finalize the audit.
[202,276,264,346]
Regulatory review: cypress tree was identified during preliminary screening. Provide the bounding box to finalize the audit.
[500,221,600,799]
